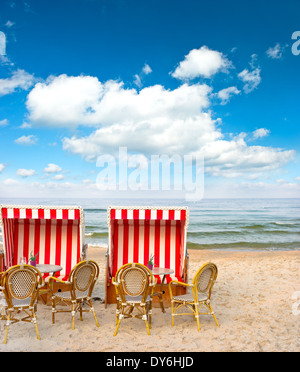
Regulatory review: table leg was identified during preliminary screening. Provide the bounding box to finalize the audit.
[155,275,166,313]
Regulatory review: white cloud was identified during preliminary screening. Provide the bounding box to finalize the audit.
[142,64,152,75]
[172,46,232,80]
[3,178,19,185]
[238,67,261,93]
[44,163,62,173]
[27,74,105,128]
[5,20,15,28]
[16,168,36,177]
[0,163,5,172]
[133,74,142,88]
[52,174,64,180]
[19,122,32,128]
[14,134,38,145]
[134,63,153,88]
[0,31,6,56]
[0,119,9,127]
[252,128,270,139]
[266,43,285,59]
[27,75,211,128]
[0,69,35,96]
[217,86,240,105]
[24,48,295,181]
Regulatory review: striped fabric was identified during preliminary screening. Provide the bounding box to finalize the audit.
[0,206,84,281]
[110,208,187,221]
[107,207,189,284]
[1,207,81,220]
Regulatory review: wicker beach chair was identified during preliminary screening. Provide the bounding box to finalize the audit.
[112,263,157,336]
[49,260,100,330]
[0,264,44,344]
[169,262,219,331]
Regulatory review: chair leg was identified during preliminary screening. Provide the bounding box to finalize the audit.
[148,302,152,329]
[195,304,200,332]
[142,307,150,335]
[3,310,10,344]
[88,299,99,328]
[71,301,76,330]
[32,312,40,340]
[114,315,122,336]
[170,300,175,327]
[207,302,219,327]
[79,301,83,321]
[51,296,56,324]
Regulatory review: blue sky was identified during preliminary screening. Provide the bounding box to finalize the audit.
[0,0,299,199]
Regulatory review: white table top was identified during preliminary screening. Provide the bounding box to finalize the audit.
[36,264,62,274]
[151,267,174,276]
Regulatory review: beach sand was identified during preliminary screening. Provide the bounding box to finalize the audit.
[0,246,299,352]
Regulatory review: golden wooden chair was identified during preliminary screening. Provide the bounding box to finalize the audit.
[112,263,157,336]
[169,262,219,331]
[49,260,100,330]
[0,264,44,344]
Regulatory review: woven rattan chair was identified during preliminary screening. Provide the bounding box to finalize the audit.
[0,264,44,344]
[112,263,157,336]
[49,260,100,330]
[169,262,219,331]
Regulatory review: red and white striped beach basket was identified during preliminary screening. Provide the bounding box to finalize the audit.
[0,205,86,281]
[105,206,189,307]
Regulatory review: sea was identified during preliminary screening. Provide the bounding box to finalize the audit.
[0,198,299,252]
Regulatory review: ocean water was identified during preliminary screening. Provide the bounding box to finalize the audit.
[0,198,299,251]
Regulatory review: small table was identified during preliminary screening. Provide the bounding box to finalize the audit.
[36,264,62,304]
[36,264,62,276]
[151,267,174,313]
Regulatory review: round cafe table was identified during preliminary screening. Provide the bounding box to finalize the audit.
[35,264,63,304]
[151,267,174,313]
[36,264,62,276]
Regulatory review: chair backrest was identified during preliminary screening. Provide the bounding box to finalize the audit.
[0,205,85,281]
[107,207,189,282]
[1,264,43,308]
[114,263,154,302]
[68,260,99,297]
[193,263,218,298]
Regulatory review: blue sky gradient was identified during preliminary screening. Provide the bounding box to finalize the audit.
[0,0,299,199]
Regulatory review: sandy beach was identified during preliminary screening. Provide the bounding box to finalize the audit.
[0,246,299,352]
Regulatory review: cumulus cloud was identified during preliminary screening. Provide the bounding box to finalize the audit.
[0,69,35,96]
[0,31,6,56]
[134,63,152,88]
[171,46,232,80]
[52,174,64,180]
[44,163,62,173]
[238,67,261,93]
[0,163,5,172]
[266,43,286,59]
[252,128,270,139]
[14,134,38,145]
[217,86,241,105]
[142,64,152,75]
[26,74,103,128]
[24,47,295,180]
[16,168,36,177]
[5,20,15,28]
[0,119,9,127]
[27,76,211,128]
[3,178,19,185]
